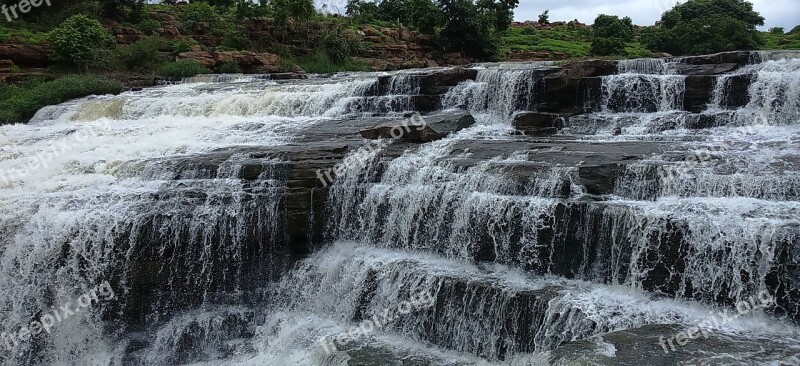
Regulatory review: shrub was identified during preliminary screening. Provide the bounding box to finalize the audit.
[297,51,371,74]
[0,75,124,124]
[769,27,784,35]
[138,19,162,35]
[172,39,197,53]
[48,15,115,71]
[179,2,218,32]
[221,28,251,50]
[115,36,170,71]
[158,60,211,78]
[320,28,362,63]
[9,65,21,73]
[219,60,243,74]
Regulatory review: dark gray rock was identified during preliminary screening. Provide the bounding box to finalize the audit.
[360,111,475,142]
[512,112,565,136]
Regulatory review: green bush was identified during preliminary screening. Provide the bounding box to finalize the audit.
[172,39,197,53]
[297,51,370,74]
[115,36,170,71]
[48,15,115,71]
[158,60,211,78]
[9,65,21,73]
[0,75,124,124]
[179,2,218,32]
[138,19,162,35]
[219,60,243,74]
[221,28,251,50]
[320,28,362,63]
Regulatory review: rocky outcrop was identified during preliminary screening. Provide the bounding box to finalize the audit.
[0,43,49,67]
[417,67,479,95]
[360,111,476,142]
[176,50,298,73]
[512,112,564,136]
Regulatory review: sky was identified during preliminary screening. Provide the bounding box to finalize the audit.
[512,0,800,29]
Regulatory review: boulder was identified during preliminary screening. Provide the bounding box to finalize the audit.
[417,67,478,95]
[512,112,565,136]
[360,111,475,142]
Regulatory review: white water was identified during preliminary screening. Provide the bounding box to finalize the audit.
[1,54,800,365]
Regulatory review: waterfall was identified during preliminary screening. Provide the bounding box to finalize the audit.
[2,53,800,365]
[441,66,543,122]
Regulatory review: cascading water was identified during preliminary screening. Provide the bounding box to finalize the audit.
[1,53,800,366]
[441,63,549,123]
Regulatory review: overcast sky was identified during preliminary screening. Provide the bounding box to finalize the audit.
[513,0,800,29]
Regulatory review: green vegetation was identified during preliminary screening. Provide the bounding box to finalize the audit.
[115,36,170,72]
[219,60,243,74]
[641,0,765,55]
[158,60,211,78]
[499,24,592,58]
[762,28,800,50]
[294,52,372,74]
[0,75,124,124]
[48,15,115,71]
[590,15,634,56]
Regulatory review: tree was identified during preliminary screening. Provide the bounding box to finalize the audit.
[538,9,549,24]
[641,0,764,55]
[590,14,634,55]
[439,0,498,58]
[98,0,145,21]
[346,0,380,21]
[476,0,519,32]
[408,0,443,34]
[48,15,115,71]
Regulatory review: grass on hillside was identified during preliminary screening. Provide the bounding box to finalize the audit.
[499,25,592,59]
[762,30,800,50]
[0,75,124,124]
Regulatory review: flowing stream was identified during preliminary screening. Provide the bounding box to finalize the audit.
[0,54,799,365]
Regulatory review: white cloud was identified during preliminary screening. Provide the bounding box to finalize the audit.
[514,0,799,29]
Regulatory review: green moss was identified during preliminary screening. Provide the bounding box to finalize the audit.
[0,75,124,124]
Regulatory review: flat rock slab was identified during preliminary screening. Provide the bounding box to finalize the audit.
[360,111,476,142]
